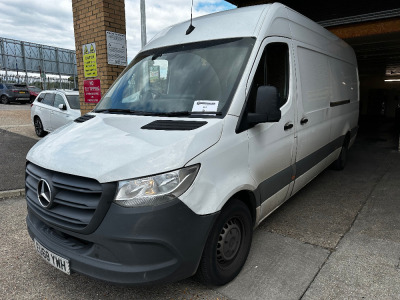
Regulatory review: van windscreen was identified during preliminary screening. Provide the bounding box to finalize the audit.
[95,38,255,117]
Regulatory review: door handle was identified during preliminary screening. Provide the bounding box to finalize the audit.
[284,122,293,131]
[300,117,309,125]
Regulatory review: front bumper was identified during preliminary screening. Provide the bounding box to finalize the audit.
[27,199,218,285]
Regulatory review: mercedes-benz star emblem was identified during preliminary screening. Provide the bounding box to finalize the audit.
[37,179,53,208]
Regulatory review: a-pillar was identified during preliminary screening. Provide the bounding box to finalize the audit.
[72,0,126,115]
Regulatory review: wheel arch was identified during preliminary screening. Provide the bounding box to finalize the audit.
[221,190,258,227]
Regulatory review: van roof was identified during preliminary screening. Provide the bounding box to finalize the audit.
[143,3,356,65]
[144,4,271,51]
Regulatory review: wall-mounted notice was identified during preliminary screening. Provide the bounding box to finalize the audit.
[82,43,97,78]
[84,79,101,103]
[106,31,127,66]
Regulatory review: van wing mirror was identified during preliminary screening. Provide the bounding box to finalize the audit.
[247,86,281,125]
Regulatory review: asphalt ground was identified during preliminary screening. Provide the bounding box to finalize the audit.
[1,105,400,299]
[0,103,39,192]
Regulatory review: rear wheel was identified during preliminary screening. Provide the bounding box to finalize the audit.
[34,117,47,137]
[1,95,9,104]
[197,199,253,286]
[331,137,349,170]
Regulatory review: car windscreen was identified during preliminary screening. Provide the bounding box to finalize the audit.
[66,95,80,109]
[94,37,255,117]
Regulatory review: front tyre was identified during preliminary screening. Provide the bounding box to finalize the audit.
[34,117,47,137]
[197,199,253,286]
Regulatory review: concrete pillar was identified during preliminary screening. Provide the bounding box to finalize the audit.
[72,0,126,115]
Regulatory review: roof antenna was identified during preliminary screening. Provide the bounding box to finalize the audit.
[186,0,195,35]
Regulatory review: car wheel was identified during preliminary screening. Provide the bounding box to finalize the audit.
[34,117,47,137]
[1,95,9,104]
[197,199,253,286]
[331,137,349,170]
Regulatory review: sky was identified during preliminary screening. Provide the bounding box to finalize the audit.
[0,0,236,63]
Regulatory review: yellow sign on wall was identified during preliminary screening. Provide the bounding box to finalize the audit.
[82,43,97,78]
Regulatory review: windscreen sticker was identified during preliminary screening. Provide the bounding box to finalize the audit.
[192,100,219,112]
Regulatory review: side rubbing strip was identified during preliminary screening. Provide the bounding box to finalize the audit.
[350,126,358,140]
[296,135,344,178]
[330,99,350,107]
[255,131,355,206]
[256,166,293,203]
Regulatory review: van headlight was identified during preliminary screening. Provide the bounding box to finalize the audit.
[114,165,200,207]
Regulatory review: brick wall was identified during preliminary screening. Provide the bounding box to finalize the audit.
[72,0,126,115]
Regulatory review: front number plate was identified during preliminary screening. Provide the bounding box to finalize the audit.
[34,239,70,275]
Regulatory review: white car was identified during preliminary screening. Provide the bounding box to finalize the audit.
[31,90,81,137]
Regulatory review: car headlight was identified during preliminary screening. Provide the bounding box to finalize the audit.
[114,165,200,207]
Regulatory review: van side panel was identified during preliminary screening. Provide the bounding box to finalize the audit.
[328,57,359,143]
[290,40,358,196]
[291,45,333,195]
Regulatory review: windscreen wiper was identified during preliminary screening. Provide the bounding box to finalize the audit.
[94,109,222,116]
[94,108,132,113]
[94,109,150,115]
[149,111,223,117]
[191,111,222,115]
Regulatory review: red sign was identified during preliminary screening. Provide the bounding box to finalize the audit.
[84,79,101,103]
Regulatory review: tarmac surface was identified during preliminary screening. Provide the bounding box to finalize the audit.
[0,103,39,192]
[1,104,400,299]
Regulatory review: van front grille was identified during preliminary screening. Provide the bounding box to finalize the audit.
[25,162,116,234]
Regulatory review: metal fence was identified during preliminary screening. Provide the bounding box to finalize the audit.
[0,37,77,88]
[0,74,76,90]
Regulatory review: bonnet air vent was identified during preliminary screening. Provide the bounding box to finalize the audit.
[141,120,207,131]
[75,114,96,123]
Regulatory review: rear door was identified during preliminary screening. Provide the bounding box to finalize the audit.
[51,93,70,129]
[246,37,297,219]
[40,93,55,131]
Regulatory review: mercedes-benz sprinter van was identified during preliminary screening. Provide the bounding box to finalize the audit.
[25,3,359,286]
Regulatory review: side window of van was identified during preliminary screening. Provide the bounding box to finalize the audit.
[248,42,289,112]
[42,93,55,106]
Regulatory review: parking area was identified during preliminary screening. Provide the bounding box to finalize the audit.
[0,103,39,140]
[0,103,39,192]
[1,107,400,299]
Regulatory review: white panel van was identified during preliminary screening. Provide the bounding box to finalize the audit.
[25,3,359,286]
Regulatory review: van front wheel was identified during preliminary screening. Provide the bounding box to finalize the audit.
[197,199,252,286]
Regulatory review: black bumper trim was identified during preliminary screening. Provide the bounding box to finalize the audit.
[27,199,219,285]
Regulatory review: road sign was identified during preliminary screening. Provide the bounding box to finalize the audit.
[106,31,127,66]
[82,43,97,78]
[84,79,101,103]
